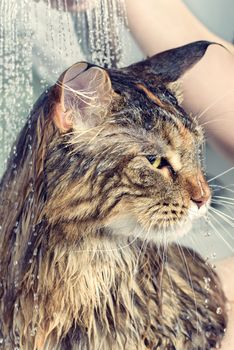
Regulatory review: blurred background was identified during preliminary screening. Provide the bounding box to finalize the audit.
[0,0,233,260]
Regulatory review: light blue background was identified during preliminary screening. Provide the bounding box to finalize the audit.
[184,0,234,42]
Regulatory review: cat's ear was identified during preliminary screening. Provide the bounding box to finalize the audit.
[127,41,219,83]
[53,62,113,132]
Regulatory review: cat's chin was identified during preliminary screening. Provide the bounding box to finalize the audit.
[106,215,192,244]
[106,201,210,244]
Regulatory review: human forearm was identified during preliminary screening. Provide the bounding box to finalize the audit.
[125,0,234,55]
[125,0,234,162]
[182,44,234,163]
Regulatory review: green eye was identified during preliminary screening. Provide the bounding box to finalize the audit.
[146,155,177,178]
[146,155,161,169]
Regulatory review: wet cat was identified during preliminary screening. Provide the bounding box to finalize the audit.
[0,41,227,349]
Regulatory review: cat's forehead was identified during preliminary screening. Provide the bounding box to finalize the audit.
[104,69,203,167]
[108,69,199,136]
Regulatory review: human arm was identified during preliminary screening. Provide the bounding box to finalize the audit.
[40,0,234,161]
[125,0,234,163]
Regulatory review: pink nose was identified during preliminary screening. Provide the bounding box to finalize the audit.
[186,170,211,209]
[191,197,209,209]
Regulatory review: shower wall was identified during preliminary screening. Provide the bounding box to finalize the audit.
[184,0,234,42]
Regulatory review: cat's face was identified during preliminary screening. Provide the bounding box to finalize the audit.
[103,114,209,242]
[45,42,212,243]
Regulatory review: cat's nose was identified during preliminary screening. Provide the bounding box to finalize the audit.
[191,186,211,209]
[191,195,210,209]
[186,171,211,209]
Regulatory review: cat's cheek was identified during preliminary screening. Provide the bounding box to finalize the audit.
[156,199,211,242]
[105,213,142,239]
[105,213,193,243]
[164,221,193,242]
[104,200,211,243]
[141,220,193,244]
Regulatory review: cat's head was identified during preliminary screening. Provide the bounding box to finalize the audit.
[41,41,213,243]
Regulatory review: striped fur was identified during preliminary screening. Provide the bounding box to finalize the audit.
[0,42,227,349]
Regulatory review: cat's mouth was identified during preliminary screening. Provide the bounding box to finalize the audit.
[188,200,210,220]
[106,200,210,243]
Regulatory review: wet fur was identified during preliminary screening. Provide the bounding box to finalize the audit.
[0,42,227,349]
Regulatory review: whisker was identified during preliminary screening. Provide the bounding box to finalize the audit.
[208,167,234,183]
[130,222,153,326]
[211,199,234,208]
[159,230,168,298]
[210,185,234,194]
[134,221,153,272]
[205,216,234,252]
[199,117,234,128]
[164,242,182,329]
[210,184,234,188]
[71,223,144,254]
[208,212,234,241]
[213,195,234,201]
[201,110,234,121]
[212,198,234,204]
[209,211,233,228]
[211,201,234,216]
[196,88,234,120]
[176,242,200,334]
[209,207,234,226]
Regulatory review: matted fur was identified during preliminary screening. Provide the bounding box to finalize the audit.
[0,42,227,349]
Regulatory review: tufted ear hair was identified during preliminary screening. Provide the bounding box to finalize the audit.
[53,62,113,132]
[127,41,220,83]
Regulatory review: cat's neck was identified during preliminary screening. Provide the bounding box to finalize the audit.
[30,226,163,349]
[39,231,139,333]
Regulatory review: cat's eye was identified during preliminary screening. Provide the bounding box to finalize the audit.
[146,155,176,177]
[146,155,161,169]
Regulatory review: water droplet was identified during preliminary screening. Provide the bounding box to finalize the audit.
[216,307,222,314]
[204,231,211,237]
[14,303,19,312]
[30,327,37,337]
[226,302,232,311]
